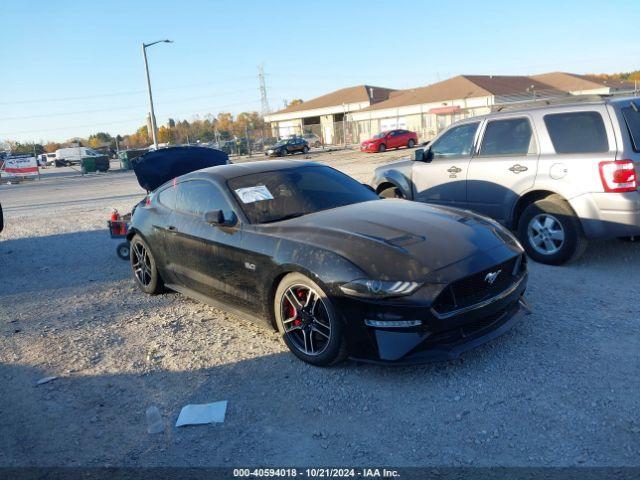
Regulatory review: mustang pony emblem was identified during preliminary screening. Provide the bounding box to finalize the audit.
[484,270,502,285]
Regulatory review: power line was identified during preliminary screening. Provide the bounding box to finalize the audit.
[0,100,262,137]
[0,77,261,106]
[0,88,259,121]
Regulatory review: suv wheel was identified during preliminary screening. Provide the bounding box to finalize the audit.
[517,196,587,265]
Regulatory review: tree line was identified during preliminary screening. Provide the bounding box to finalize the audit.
[3,110,269,155]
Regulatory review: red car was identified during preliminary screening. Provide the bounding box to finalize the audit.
[360,129,418,153]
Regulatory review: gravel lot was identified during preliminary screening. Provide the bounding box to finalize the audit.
[0,148,639,468]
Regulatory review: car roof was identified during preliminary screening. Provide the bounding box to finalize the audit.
[477,94,640,118]
[184,159,322,182]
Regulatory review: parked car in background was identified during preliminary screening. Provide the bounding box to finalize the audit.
[302,133,322,148]
[220,139,249,156]
[373,96,640,265]
[128,159,529,366]
[40,152,57,166]
[361,129,418,153]
[55,147,104,166]
[265,137,309,156]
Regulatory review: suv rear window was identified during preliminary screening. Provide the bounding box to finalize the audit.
[543,111,608,154]
[621,106,640,152]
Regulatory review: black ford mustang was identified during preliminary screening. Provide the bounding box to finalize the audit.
[128,156,529,366]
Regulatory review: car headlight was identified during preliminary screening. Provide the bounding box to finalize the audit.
[339,279,421,299]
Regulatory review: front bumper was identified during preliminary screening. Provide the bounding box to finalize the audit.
[335,273,528,365]
[360,144,378,152]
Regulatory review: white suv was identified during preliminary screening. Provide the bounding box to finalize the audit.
[373,96,640,265]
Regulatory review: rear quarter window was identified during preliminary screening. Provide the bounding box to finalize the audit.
[157,184,177,209]
[543,111,608,154]
[621,106,640,152]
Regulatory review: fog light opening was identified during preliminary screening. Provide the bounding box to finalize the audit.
[364,319,423,328]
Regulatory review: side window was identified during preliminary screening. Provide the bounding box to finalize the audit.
[157,183,177,209]
[430,122,479,159]
[176,180,233,217]
[479,118,534,156]
[544,111,608,153]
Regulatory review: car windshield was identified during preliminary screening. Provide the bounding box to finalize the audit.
[373,131,389,139]
[227,165,379,224]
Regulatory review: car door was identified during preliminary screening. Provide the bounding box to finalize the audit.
[169,179,247,307]
[387,130,401,148]
[466,116,539,222]
[150,182,182,284]
[412,121,481,207]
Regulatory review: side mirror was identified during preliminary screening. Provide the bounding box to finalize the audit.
[414,147,434,163]
[204,210,238,227]
[204,210,224,225]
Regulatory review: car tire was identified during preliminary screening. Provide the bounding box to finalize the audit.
[302,146,309,154]
[274,272,347,366]
[279,149,287,157]
[130,234,164,294]
[379,186,405,199]
[378,144,386,152]
[117,242,130,261]
[517,195,587,265]
[407,139,415,148]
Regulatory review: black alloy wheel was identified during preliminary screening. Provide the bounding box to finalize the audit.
[130,235,164,294]
[274,273,346,366]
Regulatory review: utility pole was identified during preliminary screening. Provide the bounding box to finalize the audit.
[142,39,173,149]
[258,64,270,117]
[246,123,251,158]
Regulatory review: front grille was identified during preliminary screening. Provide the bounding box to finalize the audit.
[432,255,524,315]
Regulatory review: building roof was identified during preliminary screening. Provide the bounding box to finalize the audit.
[269,85,396,115]
[359,75,563,112]
[531,72,635,92]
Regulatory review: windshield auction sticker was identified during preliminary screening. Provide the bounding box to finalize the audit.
[234,185,274,204]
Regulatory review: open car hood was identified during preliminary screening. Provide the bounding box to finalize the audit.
[131,146,229,191]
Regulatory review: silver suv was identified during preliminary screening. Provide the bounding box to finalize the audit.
[373,96,640,265]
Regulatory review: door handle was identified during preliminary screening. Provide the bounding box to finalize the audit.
[447,166,462,174]
[509,164,528,174]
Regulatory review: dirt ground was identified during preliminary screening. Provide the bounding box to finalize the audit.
[0,147,639,468]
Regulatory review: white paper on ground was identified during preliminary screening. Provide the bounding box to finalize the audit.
[175,401,228,427]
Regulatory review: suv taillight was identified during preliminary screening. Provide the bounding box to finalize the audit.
[599,160,637,193]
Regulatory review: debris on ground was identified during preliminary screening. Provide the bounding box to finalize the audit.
[36,376,58,386]
[146,405,164,434]
[175,401,228,427]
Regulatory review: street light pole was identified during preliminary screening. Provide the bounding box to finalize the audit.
[142,39,172,150]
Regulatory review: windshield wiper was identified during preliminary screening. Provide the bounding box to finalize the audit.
[261,212,306,224]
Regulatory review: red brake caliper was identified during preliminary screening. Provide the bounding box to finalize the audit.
[286,294,302,327]
[294,289,306,326]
